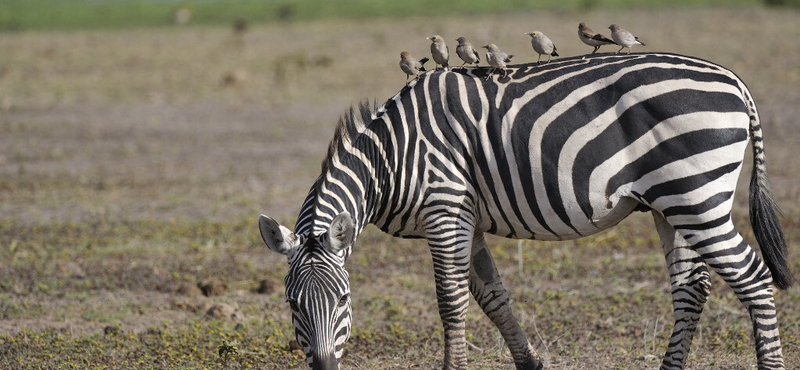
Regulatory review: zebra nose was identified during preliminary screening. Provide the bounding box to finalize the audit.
[311,353,338,370]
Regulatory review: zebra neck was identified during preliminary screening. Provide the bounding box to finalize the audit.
[295,151,388,238]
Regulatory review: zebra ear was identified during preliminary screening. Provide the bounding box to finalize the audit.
[258,214,300,256]
[327,212,355,254]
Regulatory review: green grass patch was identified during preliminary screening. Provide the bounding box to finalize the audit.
[0,320,305,369]
[0,0,761,31]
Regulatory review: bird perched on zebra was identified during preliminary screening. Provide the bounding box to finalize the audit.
[609,24,646,54]
[455,36,480,68]
[427,35,450,70]
[482,43,514,80]
[525,31,559,64]
[578,22,617,54]
[398,51,429,85]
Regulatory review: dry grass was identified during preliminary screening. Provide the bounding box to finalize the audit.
[0,6,799,369]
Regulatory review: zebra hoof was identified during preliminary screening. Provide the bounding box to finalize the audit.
[517,358,544,370]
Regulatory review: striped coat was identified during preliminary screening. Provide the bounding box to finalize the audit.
[260,52,791,370]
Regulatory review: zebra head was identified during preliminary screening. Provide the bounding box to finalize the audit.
[259,212,355,370]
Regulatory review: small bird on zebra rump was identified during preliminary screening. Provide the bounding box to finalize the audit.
[455,36,480,68]
[427,35,450,70]
[525,31,559,64]
[399,51,429,85]
[482,43,514,80]
[578,22,617,54]
[609,24,646,53]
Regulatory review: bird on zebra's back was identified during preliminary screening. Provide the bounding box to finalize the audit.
[525,31,559,64]
[578,22,617,55]
[482,43,514,80]
[609,24,646,54]
[427,35,450,70]
[455,36,480,68]
[399,51,429,85]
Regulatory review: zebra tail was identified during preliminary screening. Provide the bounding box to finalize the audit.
[748,109,794,289]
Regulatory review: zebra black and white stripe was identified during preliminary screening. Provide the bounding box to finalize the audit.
[259,52,792,370]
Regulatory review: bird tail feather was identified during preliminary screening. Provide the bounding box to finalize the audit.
[419,57,429,71]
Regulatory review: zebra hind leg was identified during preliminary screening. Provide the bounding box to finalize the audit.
[469,234,542,370]
[671,217,785,369]
[426,217,476,370]
[653,213,711,370]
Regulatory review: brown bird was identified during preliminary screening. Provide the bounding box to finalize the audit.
[482,44,514,80]
[428,35,450,70]
[455,36,480,68]
[578,23,617,54]
[525,31,559,64]
[399,51,429,85]
[609,24,646,54]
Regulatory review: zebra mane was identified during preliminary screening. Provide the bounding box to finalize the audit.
[319,100,380,176]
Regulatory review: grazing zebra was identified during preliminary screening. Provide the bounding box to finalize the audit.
[258,52,792,370]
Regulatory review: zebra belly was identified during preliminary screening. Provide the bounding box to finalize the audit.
[479,194,639,241]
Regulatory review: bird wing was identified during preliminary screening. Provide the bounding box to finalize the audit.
[591,33,615,44]
[580,29,596,39]
[472,46,480,62]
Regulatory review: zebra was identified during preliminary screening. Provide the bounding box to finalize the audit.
[258,52,793,370]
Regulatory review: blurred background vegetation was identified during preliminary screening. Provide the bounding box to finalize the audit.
[1,0,796,31]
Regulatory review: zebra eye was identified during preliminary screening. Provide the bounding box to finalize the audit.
[287,300,300,312]
[337,294,349,308]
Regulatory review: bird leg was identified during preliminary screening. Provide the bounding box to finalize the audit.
[591,46,599,54]
[536,54,542,64]
[617,46,624,54]
[484,68,495,81]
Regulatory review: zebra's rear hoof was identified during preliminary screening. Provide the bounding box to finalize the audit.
[517,358,544,370]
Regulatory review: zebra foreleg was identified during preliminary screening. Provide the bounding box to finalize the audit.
[428,225,474,370]
[653,213,711,370]
[672,219,785,370]
[470,234,542,370]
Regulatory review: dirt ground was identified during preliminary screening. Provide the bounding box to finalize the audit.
[0,6,799,370]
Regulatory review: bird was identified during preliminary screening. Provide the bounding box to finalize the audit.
[578,23,617,55]
[427,35,450,70]
[608,24,646,54]
[399,51,429,85]
[482,44,514,80]
[455,36,480,68]
[525,31,559,64]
